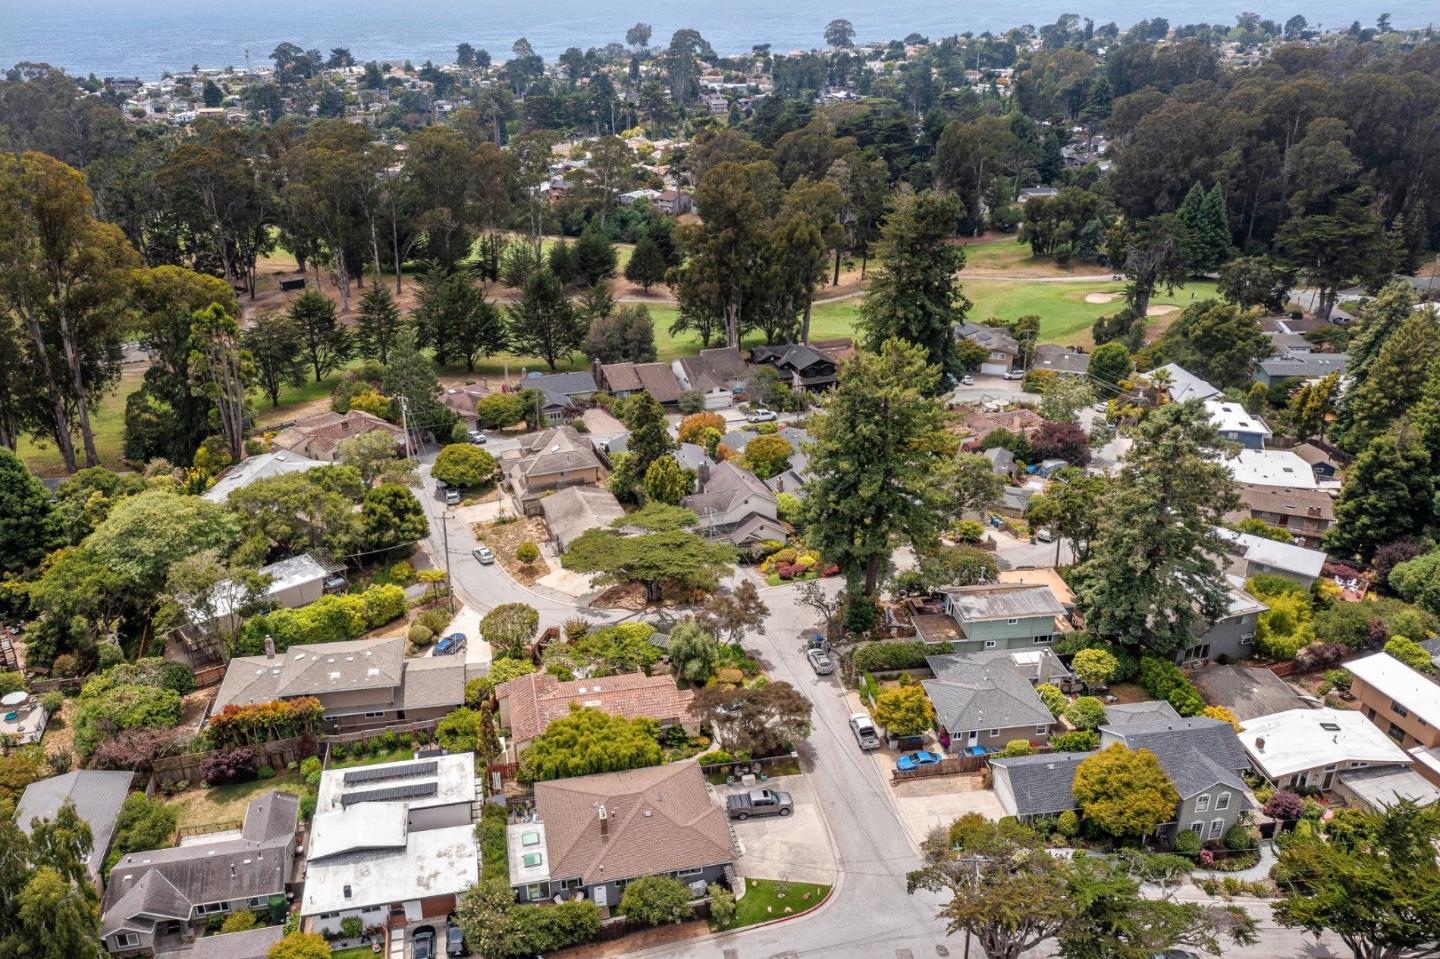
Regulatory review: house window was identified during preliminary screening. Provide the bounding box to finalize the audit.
[1391,701,1409,718]
[1036,725,1049,736]
[1240,632,1254,645]
[1209,819,1225,839]
[1388,723,1405,741]
[1032,636,1052,644]
[1006,618,1019,625]
[247,897,268,908]
[677,867,704,878]
[363,710,386,719]
[984,640,997,649]
[989,729,1000,737]
[1216,792,1231,811]
[525,884,544,901]
[116,933,140,948]
[195,901,230,915]
[1195,794,1210,813]
[1190,822,1204,835]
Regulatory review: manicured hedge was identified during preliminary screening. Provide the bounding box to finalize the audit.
[1138,655,1205,717]
[232,583,408,655]
[852,641,953,673]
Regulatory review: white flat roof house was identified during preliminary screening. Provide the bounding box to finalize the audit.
[1239,707,1412,790]
[1218,449,1319,490]
[302,754,479,936]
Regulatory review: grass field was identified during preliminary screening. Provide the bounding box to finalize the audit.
[166,773,305,831]
[16,365,146,476]
[713,878,831,931]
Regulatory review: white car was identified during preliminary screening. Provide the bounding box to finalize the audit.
[1035,527,1055,543]
[471,546,495,564]
[1003,369,1026,381]
[746,408,778,423]
[467,429,487,444]
[849,713,881,750]
[959,374,975,385]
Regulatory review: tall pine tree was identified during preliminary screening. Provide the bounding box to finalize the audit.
[1325,427,1435,562]
[355,284,402,364]
[1346,306,1440,448]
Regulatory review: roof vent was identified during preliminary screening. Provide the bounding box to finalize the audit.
[1255,736,1266,752]
[1320,722,1342,732]
[343,884,352,899]
[229,864,236,878]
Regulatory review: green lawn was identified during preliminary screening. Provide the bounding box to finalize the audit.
[328,947,375,959]
[327,746,415,769]
[967,279,1220,348]
[17,365,146,476]
[166,773,306,832]
[713,878,831,931]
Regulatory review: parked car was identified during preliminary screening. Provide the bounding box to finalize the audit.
[472,546,495,564]
[435,633,467,656]
[806,648,835,675]
[726,788,794,820]
[896,751,942,771]
[467,429,487,444]
[1034,527,1055,543]
[746,408,777,423]
[446,923,469,957]
[849,713,881,750]
[444,488,461,506]
[1004,369,1026,381]
[960,374,975,385]
[412,926,437,959]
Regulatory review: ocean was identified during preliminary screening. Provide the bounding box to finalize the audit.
[6,0,1437,80]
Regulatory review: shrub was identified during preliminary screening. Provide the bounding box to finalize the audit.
[953,519,985,544]
[1063,696,1106,730]
[418,608,453,634]
[1224,823,1256,851]
[1173,829,1202,855]
[40,691,64,716]
[1319,668,1353,695]
[1264,789,1304,820]
[678,390,706,414]
[475,392,527,429]
[708,883,736,926]
[489,657,537,685]
[1166,683,1205,717]
[257,765,276,779]
[202,746,256,785]
[408,624,434,646]
[1050,730,1099,751]
[852,641,948,673]
[340,915,364,939]
[504,899,603,953]
[436,707,481,753]
[696,749,735,765]
[874,685,935,737]
[220,911,258,934]
[844,592,880,635]
[386,560,416,585]
[619,875,694,926]
[1202,705,1241,730]
[1383,634,1435,673]
[998,740,1037,757]
[516,541,540,565]
[1036,683,1067,717]
[1056,810,1080,838]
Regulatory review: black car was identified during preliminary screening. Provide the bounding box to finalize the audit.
[413,926,437,959]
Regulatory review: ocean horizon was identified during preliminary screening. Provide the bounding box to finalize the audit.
[7,0,1439,80]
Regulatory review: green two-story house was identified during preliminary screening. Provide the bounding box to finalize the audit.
[914,583,1070,653]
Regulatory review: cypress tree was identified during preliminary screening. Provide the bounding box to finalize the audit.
[1175,182,1209,275]
[1197,184,1232,272]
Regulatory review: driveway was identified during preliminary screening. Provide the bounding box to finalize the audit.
[725,774,838,886]
[890,774,1005,847]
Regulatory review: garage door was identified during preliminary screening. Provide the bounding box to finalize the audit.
[420,895,455,918]
[980,362,1009,376]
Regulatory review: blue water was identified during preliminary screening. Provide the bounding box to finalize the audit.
[7,0,1437,79]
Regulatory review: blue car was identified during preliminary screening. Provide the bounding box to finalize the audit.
[435,633,467,656]
[896,751,942,771]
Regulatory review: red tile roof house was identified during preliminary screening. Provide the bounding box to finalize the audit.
[495,672,699,757]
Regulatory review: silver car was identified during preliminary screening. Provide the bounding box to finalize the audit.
[806,648,835,675]
[471,546,495,564]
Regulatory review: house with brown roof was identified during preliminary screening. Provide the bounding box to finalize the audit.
[505,425,607,515]
[1225,484,1335,548]
[441,383,497,426]
[508,762,734,910]
[496,671,698,755]
[540,485,626,552]
[672,347,748,410]
[956,407,1045,452]
[102,792,299,957]
[748,343,838,391]
[208,637,464,734]
[597,360,684,405]
[1293,442,1344,482]
[270,410,406,462]
[682,460,789,549]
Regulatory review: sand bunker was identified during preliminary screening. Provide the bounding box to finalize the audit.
[1146,305,1180,316]
[1084,291,1120,304]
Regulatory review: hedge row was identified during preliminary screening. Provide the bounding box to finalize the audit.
[852,641,952,673]
[1138,655,1205,717]
[233,583,408,655]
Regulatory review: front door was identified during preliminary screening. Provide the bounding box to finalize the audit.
[591,884,608,908]
[1321,765,1337,790]
[966,730,979,748]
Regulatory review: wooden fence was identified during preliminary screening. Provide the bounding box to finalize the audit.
[891,754,987,781]
[700,752,801,783]
[149,734,316,788]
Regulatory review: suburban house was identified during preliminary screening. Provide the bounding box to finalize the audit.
[101,791,299,957]
[1104,700,1182,726]
[441,383,496,427]
[1205,399,1272,449]
[682,461,790,549]
[190,928,283,959]
[983,447,1018,478]
[202,451,325,503]
[1331,766,1440,812]
[1293,443,1344,482]
[1255,351,1350,388]
[523,371,598,423]
[765,427,813,497]
[989,751,1092,821]
[1145,364,1220,403]
[1225,484,1335,549]
[656,189,693,215]
[596,360,684,405]
[1175,579,1267,665]
[1220,448,1320,490]
[208,636,464,734]
[1238,707,1413,791]
[17,770,135,885]
[922,649,1069,754]
[509,762,735,910]
[1099,716,1254,844]
[910,583,1070,652]
[672,347,748,410]
[1031,344,1089,376]
[540,485,626,553]
[1216,528,1327,588]
[505,425,607,516]
[748,343,839,392]
[956,407,1045,452]
[302,754,479,935]
[271,410,405,462]
[1346,652,1440,777]
[955,322,1019,375]
[495,671,698,755]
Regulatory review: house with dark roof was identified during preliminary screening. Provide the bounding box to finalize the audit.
[1032,344,1089,376]
[1225,484,1335,549]
[672,347,748,410]
[923,649,1070,754]
[955,322,1019,376]
[495,671,698,755]
[1292,442,1344,482]
[189,927,283,959]
[523,371,597,423]
[682,460,789,549]
[1143,364,1220,403]
[17,770,135,885]
[764,427,814,498]
[506,425,607,515]
[991,716,1254,845]
[912,583,1070,652]
[102,791,299,957]
[440,383,497,427]
[208,636,464,734]
[1255,352,1350,388]
[748,343,838,391]
[510,762,735,910]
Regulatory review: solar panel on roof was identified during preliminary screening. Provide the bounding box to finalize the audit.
[342,760,437,786]
[340,782,438,807]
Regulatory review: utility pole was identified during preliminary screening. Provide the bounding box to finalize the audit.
[441,509,454,613]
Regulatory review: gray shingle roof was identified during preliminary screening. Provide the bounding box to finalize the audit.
[513,426,603,477]
[191,926,285,959]
[16,770,134,878]
[1099,717,1251,798]
[989,752,1090,817]
[683,461,776,516]
[1103,701,1182,726]
[923,653,1054,733]
[1258,352,1350,379]
[542,485,627,550]
[942,583,1066,622]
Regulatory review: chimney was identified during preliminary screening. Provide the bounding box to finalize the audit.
[264,635,276,660]
[597,804,608,835]
[1255,737,1265,752]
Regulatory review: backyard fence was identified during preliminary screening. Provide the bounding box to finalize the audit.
[149,734,316,789]
[319,718,442,754]
[699,752,801,784]
[890,754,987,782]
